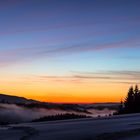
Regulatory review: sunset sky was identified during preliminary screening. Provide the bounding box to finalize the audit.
[0,0,140,103]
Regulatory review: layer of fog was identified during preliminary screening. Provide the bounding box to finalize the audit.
[0,103,116,124]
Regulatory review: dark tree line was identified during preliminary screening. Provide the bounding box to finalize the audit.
[32,113,91,122]
[118,85,140,114]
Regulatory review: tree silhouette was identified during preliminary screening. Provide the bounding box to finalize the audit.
[118,85,140,114]
[124,86,134,113]
[133,85,139,112]
[134,85,139,95]
[32,113,90,122]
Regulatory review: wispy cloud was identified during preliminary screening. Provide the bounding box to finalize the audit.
[22,70,140,85]
[0,14,139,36]
[0,36,139,67]
[72,70,140,84]
[73,75,111,80]
[4,69,139,85]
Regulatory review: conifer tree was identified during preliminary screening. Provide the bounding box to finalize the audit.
[124,86,134,113]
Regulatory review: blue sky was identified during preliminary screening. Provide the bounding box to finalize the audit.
[0,0,140,75]
[0,0,140,102]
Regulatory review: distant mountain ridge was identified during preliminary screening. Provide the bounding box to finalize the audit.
[0,93,119,111]
[0,93,38,104]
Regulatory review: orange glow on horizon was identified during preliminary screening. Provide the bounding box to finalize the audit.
[0,74,132,103]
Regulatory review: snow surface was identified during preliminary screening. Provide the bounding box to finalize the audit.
[1,113,140,140]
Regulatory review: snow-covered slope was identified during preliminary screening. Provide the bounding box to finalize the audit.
[1,113,140,140]
[0,93,37,104]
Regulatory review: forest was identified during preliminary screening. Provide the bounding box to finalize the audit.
[118,85,140,114]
